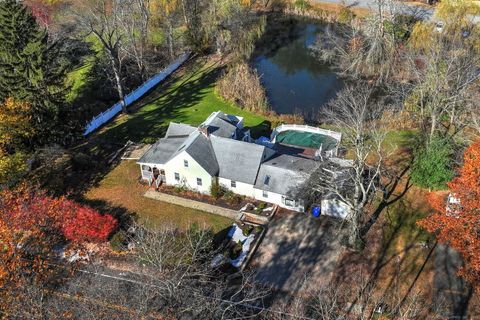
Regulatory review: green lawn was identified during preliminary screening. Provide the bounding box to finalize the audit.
[94,57,269,144]
[85,161,232,232]
[66,58,94,103]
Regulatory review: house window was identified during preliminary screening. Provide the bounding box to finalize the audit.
[184,160,189,168]
[174,172,180,181]
[264,175,270,185]
[231,180,236,188]
[262,190,268,198]
[197,178,202,186]
[284,198,295,207]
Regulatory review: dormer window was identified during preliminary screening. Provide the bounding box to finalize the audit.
[184,160,189,168]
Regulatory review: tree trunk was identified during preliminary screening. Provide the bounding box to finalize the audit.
[429,113,437,142]
[180,0,188,25]
[348,182,363,249]
[109,55,126,114]
[167,21,174,60]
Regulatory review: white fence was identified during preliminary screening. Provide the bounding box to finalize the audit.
[271,124,342,142]
[83,52,190,136]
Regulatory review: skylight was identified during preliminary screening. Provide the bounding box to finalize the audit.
[264,175,270,185]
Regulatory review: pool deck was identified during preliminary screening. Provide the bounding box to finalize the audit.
[273,142,317,159]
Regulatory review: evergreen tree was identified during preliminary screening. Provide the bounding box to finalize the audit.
[0,0,76,146]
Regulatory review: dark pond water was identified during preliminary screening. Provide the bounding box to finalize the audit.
[253,22,342,120]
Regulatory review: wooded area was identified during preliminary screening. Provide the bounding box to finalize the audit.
[1,0,480,318]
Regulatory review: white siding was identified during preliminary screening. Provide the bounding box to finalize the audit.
[164,151,213,194]
[252,188,305,212]
[218,177,254,197]
[321,199,351,219]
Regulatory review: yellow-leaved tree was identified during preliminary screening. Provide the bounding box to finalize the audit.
[0,98,33,186]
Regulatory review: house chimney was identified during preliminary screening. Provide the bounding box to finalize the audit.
[198,124,209,138]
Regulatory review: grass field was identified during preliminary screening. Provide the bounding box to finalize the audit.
[85,160,232,231]
[94,57,268,144]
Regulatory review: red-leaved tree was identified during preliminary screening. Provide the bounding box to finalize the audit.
[0,186,118,314]
[0,187,118,244]
[418,140,480,288]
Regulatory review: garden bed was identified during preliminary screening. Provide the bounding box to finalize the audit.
[158,184,271,213]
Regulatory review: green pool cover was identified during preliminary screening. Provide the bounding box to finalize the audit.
[275,130,338,151]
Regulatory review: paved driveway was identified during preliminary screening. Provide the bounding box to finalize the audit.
[252,213,344,293]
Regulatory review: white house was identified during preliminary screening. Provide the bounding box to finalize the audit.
[138,111,350,215]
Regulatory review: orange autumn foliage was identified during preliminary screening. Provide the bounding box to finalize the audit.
[418,140,480,288]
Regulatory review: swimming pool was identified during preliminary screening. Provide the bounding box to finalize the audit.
[275,130,338,151]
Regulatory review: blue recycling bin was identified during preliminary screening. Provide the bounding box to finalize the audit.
[311,206,321,217]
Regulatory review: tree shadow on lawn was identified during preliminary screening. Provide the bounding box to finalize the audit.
[97,60,224,144]
[331,198,437,317]
[45,60,222,198]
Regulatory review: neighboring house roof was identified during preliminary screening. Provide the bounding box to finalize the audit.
[165,122,196,138]
[202,111,238,138]
[210,136,269,185]
[255,154,320,196]
[138,136,188,164]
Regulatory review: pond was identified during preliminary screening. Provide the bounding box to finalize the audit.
[252,20,342,120]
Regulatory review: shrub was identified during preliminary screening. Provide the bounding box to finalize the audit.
[230,241,244,259]
[294,0,311,12]
[255,203,266,214]
[62,205,118,243]
[216,62,269,113]
[223,190,242,205]
[0,152,27,187]
[1,187,118,244]
[243,225,254,236]
[210,180,224,199]
[411,137,455,190]
[338,6,355,24]
[110,230,128,252]
[71,152,92,170]
[174,185,187,193]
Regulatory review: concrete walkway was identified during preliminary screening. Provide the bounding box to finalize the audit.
[144,189,242,220]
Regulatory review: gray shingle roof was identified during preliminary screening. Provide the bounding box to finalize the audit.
[138,136,188,164]
[255,154,319,195]
[184,132,219,176]
[210,136,267,185]
[165,122,196,138]
[202,111,238,138]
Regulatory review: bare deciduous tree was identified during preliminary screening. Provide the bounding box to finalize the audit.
[16,222,270,319]
[74,0,128,113]
[117,0,151,81]
[403,27,480,143]
[301,84,387,248]
[313,0,414,83]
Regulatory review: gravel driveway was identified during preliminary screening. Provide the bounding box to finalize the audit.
[252,213,344,293]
